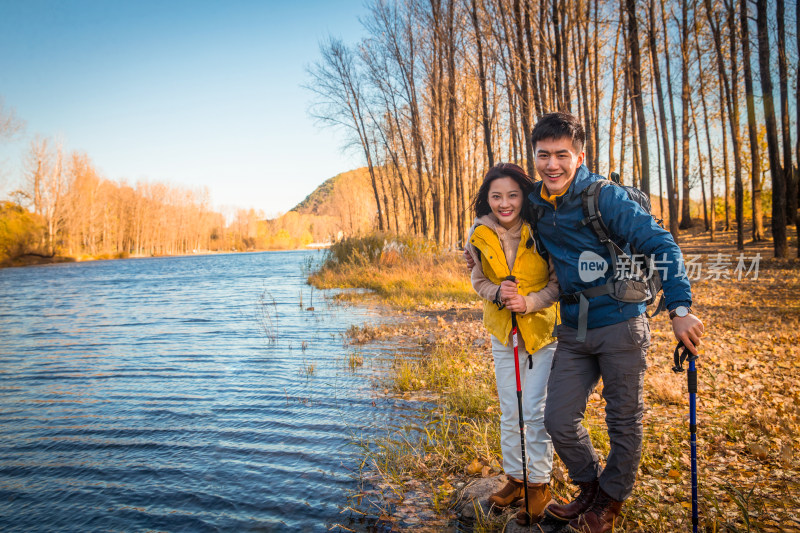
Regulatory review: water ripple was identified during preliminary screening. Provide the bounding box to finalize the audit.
[0,251,404,532]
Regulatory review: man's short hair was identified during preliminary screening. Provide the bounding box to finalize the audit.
[531,112,586,153]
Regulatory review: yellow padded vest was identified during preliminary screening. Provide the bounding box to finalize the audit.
[470,223,558,354]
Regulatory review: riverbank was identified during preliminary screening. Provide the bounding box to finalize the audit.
[311,231,800,532]
[0,247,330,269]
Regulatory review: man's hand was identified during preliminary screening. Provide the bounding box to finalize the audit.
[672,314,704,355]
[500,279,526,313]
[464,248,476,271]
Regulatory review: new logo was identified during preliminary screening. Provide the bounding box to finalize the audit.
[578,251,608,282]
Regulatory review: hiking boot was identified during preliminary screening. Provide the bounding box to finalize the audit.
[545,479,599,521]
[514,482,554,525]
[488,476,524,508]
[566,488,623,533]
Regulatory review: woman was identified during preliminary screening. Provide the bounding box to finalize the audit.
[465,163,559,525]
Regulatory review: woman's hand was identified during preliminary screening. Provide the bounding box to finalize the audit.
[499,279,526,313]
[464,249,476,271]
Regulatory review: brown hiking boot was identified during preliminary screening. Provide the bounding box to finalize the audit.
[545,479,599,521]
[488,476,525,508]
[566,488,623,533]
[514,482,554,525]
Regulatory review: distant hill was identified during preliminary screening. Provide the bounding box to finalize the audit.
[290,168,372,216]
[290,174,338,215]
[259,168,376,249]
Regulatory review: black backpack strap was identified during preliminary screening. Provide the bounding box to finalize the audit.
[581,180,612,241]
[646,294,667,318]
[581,180,628,279]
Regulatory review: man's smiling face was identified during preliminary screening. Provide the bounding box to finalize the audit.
[534,137,585,196]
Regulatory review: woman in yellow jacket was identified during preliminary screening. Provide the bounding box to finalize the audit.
[465,163,559,525]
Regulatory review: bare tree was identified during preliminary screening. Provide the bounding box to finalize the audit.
[24,138,65,255]
[755,0,787,257]
[678,0,694,229]
[740,0,764,241]
[776,0,795,226]
[307,36,386,232]
[627,0,651,194]
[470,0,495,167]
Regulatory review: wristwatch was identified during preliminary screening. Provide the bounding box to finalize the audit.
[669,306,692,320]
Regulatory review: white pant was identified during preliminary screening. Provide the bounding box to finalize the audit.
[492,335,556,482]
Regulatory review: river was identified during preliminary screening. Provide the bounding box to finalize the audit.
[0,251,406,532]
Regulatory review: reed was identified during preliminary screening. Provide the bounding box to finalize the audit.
[346,350,364,370]
[256,288,278,343]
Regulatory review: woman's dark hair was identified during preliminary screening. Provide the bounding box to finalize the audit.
[530,112,586,153]
[472,163,536,222]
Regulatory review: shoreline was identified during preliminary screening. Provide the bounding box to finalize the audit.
[0,246,329,270]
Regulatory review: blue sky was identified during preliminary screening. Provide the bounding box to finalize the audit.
[0,0,368,217]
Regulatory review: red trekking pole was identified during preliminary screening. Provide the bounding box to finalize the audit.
[506,276,530,521]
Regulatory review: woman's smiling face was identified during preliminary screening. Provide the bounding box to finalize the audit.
[488,176,523,230]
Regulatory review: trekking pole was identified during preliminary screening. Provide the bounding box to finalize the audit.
[672,341,699,532]
[505,276,530,519]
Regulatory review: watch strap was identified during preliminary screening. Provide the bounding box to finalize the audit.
[669,306,692,320]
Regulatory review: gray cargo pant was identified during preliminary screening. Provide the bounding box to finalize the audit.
[544,314,650,502]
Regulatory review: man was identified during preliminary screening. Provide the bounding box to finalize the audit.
[471,112,704,533]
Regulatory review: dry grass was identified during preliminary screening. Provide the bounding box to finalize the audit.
[308,234,476,310]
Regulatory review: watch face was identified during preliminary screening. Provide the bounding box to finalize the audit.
[677,306,689,317]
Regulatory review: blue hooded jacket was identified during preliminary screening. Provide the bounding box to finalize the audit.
[529,164,693,330]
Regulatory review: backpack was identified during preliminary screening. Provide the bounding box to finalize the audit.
[578,172,666,317]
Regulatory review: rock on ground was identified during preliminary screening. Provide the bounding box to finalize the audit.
[453,475,567,532]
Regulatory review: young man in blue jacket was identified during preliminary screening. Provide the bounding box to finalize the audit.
[522,112,703,532]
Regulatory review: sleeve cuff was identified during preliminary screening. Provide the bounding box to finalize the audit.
[666,300,693,312]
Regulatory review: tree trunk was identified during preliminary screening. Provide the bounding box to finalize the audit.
[720,94,731,230]
[776,0,796,226]
[724,7,744,250]
[470,0,494,168]
[649,0,678,237]
[756,0,787,257]
[660,0,680,215]
[553,0,564,110]
[626,0,650,194]
[607,24,623,175]
[694,26,716,241]
[523,1,543,119]
[620,75,629,182]
[691,98,709,230]
[513,0,534,177]
[649,66,665,220]
[741,0,764,241]
[679,0,693,229]
[577,7,594,170]
[796,0,800,257]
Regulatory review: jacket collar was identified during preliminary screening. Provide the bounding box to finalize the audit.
[532,164,594,207]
